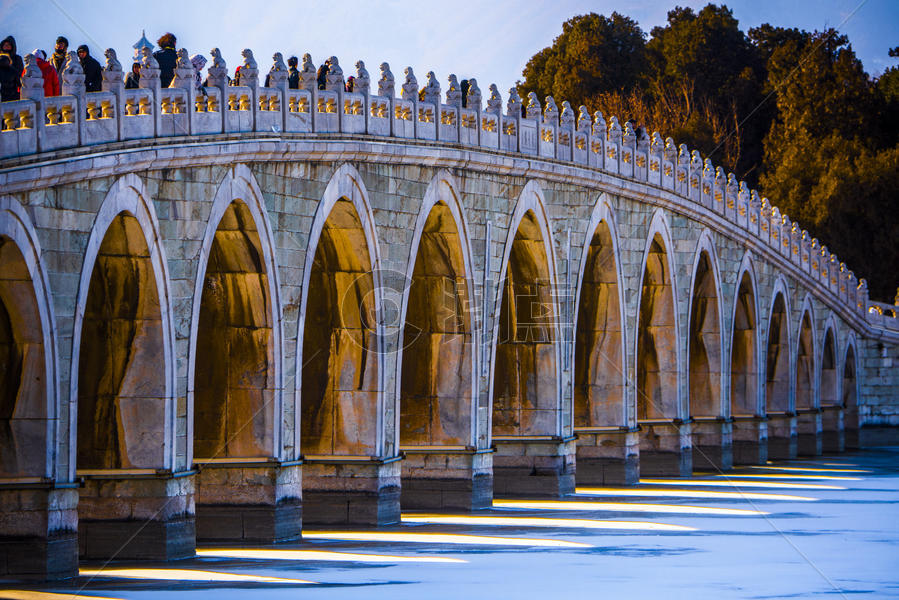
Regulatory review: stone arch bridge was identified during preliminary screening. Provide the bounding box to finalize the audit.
[1,47,898,579]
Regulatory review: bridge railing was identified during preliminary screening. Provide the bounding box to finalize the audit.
[0,48,880,329]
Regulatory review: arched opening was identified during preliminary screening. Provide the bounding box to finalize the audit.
[796,312,814,411]
[194,201,274,460]
[688,252,721,418]
[820,330,837,406]
[574,220,624,428]
[400,202,472,446]
[493,210,556,437]
[77,212,165,469]
[765,293,789,413]
[0,236,47,477]
[843,344,858,447]
[301,198,378,457]
[637,235,677,420]
[730,272,757,416]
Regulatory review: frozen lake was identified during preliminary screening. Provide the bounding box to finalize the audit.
[5,448,899,599]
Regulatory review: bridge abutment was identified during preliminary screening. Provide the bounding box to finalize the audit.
[76,472,195,561]
[796,409,824,456]
[691,418,734,472]
[767,413,798,459]
[301,459,401,525]
[0,487,78,580]
[194,462,302,543]
[400,449,493,510]
[731,416,768,465]
[637,421,692,477]
[821,406,845,452]
[574,429,640,485]
[492,438,576,497]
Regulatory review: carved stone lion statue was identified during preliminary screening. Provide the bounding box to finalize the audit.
[525,91,541,120]
[210,47,226,69]
[241,48,257,70]
[423,71,440,104]
[104,48,122,72]
[486,84,502,114]
[140,46,159,70]
[271,52,287,72]
[543,96,559,123]
[559,100,574,129]
[401,66,417,101]
[466,78,481,110]
[445,74,461,107]
[506,87,522,117]
[577,106,591,132]
[354,60,370,94]
[378,62,394,98]
[325,56,343,91]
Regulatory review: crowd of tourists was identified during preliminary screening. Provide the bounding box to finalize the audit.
[2,31,486,107]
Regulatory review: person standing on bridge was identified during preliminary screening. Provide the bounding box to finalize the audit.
[124,62,140,89]
[1,36,22,98]
[287,56,299,89]
[76,45,102,92]
[29,49,60,97]
[153,32,177,88]
[50,36,67,77]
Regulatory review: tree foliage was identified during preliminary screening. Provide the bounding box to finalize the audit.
[517,4,899,300]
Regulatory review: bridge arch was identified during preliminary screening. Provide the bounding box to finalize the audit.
[188,165,283,464]
[842,332,860,445]
[71,174,176,471]
[795,296,817,411]
[730,252,762,416]
[490,180,562,438]
[764,277,793,414]
[396,170,478,448]
[297,163,385,457]
[820,316,839,407]
[635,208,682,421]
[0,196,60,480]
[572,196,627,428]
[686,229,725,418]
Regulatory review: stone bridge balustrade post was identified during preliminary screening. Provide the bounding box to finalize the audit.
[748,190,761,236]
[101,49,125,141]
[689,150,702,204]
[606,116,621,174]
[728,174,742,224]
[138,47,162,136]
[699,159,713,210]
[61,51,86,146]
[800,231,811,274]
[589,110,606,168]
[168,48,197,135]
[828,254,840,296]
[503,87,522,153]
[675,143,689,195]
[790,223,802,266]
[265,52,289,132]
[238,49,260,132]
[635,127,649,180]
[378,61,395,136]
[648,132,664,186]
[779,214,792,258]
[619,119,635,178]
[662,137,676,189]
[18,54,44,153]
[205,49,229,134]
[856,278,868,314]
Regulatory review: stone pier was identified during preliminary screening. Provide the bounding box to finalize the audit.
[574,428,639,485]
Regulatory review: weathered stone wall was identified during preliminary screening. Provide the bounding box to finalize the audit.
[1,136,897,491]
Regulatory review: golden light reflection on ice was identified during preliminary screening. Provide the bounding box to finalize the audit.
[0,592,124,600]
[576,487,817,501]
[196,548,465,563]
[492,500,767,516]
[401,514,695,531]
[748,466,870,474]
[639,479,845,490]
[302,531,591,547]
[709,473,861,481]
[78,568,316,584]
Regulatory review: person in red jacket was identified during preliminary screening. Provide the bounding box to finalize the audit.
[29,49,60,97]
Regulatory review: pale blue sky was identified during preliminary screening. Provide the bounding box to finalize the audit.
[2,0,896,101]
